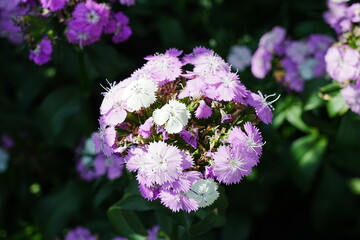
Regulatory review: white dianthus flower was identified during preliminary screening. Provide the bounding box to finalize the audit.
[186,178,219,208]
[122,77,157,111]
[153,100,190,134]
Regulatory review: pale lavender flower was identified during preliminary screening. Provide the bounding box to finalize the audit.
[207,71,248,103]
[40,0,67,11]
[178,78,207,99]
[323,0,349,33]
[285,41,310,64]
[347,3,360,23]
[162,171,202,193]
[325,45,360,82]
[195,100,212,119]
[190,51,229,76]
[227,45,252,71]
[65,226,98,240]
[29,38,52,65]
[94,153,124,179]
[251,47,272,79]
[213,145,257,185]
[143,48,183,85]
[104,11,132,43]
[227,122,264,157]
[246,91,280,124]
[125,146,147,172]
[92,123,116,157]
[159,189,199,212]
[142,142,183,186]
[341,84,360,114]
[103,103,127,127]
[259,26,286,52]
[100,79,130,115]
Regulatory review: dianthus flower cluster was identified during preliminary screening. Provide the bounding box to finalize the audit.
[323,0,360,115]
[93,47,277,212]
[251,26,334,92]
[76,134,124,181]
[0,0,133,65]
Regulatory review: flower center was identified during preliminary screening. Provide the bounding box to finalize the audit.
[86,10,100,24]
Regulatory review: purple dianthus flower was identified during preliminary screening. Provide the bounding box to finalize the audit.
[213,145,257,185]
[40,0,67,11]
[159,189,199,213]
[246,91,280,124]
[341,84,360,114]
[29,38,52,65]
[142,142,183,186]
[104,11,132,44]
[325,45,360,82]
[259,26,286,52]
[251,48,272,79]
[227,122,264,157]
[94,153,124,180]
[195,100,212,119]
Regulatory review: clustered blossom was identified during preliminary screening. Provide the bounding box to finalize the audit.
[0,0,132,65]
[94,47,275,212]
[323,0,359,35]
[76,133,124,181]
[66,0,131,47]
[323,0,360,115]
[251,26,334,92]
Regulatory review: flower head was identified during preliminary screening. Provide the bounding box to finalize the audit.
[121,76,157,111]
[153,100,190,134]
[29,38,52,65]
[213,145,257,185]
[186,178,219,208]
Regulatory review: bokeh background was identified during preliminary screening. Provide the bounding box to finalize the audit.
[1,0,360,239]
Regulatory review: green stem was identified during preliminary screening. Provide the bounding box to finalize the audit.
[78,49,90,98]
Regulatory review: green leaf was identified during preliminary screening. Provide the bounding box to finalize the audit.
[291,134,328,191]
[286,102,315,133]
[107,195,154,240]
[326,92,349,117]
[188,212,218,237]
